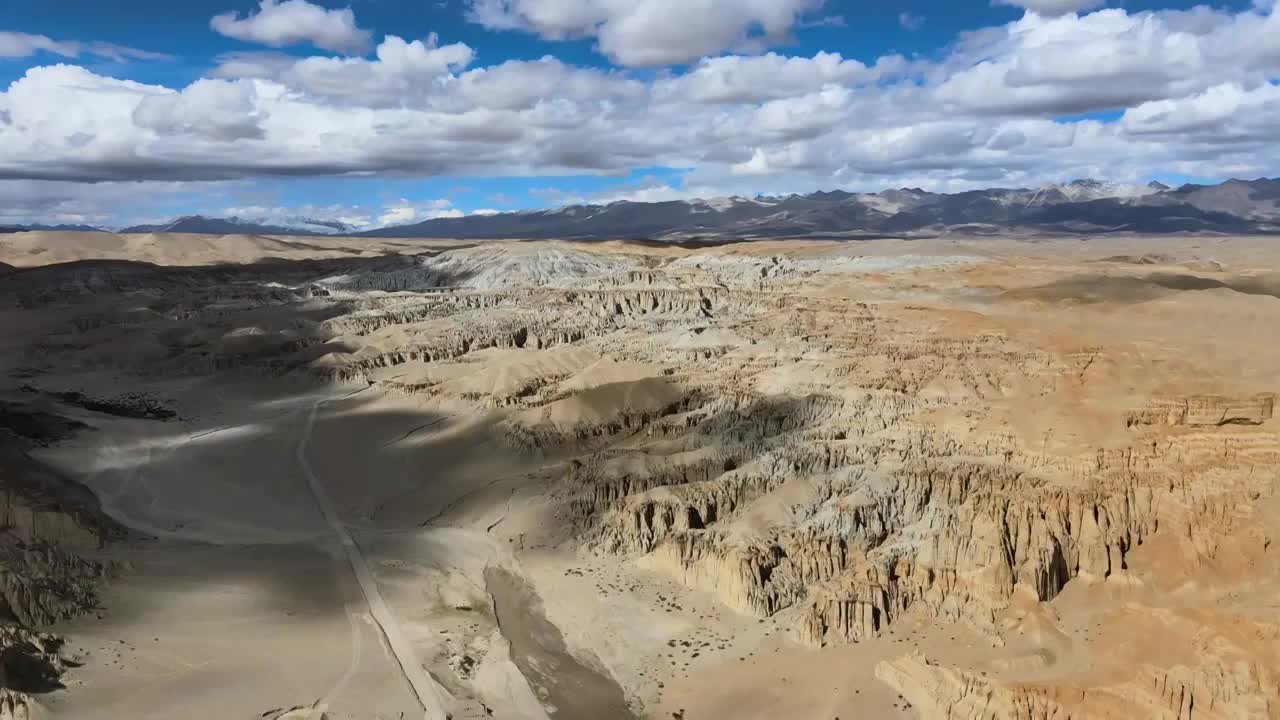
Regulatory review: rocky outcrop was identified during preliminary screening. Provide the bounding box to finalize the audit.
[0,429,116,715]
[502,380,696,451]
[0,626,67,692]
[0,625,73,720]
[0,540,106,627]
[1127,393,1275,427]
[562,287,744,319]
[564,447,734,526]
[793,461,1162,645]
[0,689,36,720]
[876,646,1280,720]
[319,245,632,292]
[688,422,1275,650]
[320,292,508,336]
[34,389,175,420]
[316,311,614,383]
[571,366,1277,658]
[0,443,128,550]
[594,464,790,555]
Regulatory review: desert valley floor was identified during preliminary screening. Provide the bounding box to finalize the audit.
[1,231,1278,720]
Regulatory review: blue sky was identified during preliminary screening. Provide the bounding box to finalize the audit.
[1,0,1276,228]
[4,0,1254,82]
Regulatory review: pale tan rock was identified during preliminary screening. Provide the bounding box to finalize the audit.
[1127,393,1275,426]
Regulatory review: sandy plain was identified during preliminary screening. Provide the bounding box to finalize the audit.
[0,230,1277,720]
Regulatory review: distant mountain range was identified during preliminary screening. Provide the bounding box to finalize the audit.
[357,178,1280,239]
[0,223,106,234]
[117,215,353,236]
[1,215,352,236]
[4,179,1279,240]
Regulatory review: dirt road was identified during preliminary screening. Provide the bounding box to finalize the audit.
[298,399,452,720]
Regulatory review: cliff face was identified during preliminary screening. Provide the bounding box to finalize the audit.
[1,445,126,552]
[1127,393,1275,426]
[577,397,1277,644]
[878,633,1279,720]
[0,407,122,719]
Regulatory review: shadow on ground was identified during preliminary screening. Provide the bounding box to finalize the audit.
[1004,271,1280,304]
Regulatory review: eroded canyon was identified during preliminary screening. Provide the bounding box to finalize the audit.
[1,231,1277,719]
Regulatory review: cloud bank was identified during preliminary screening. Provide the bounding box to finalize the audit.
[3,0,1280,222]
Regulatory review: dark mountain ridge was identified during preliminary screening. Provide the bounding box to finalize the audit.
[8,178,1278,240]
[0,223,106,234]
[356,177,1280,240]
[118,215,351,236]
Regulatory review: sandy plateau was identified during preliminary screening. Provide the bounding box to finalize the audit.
[1,231,1278,720]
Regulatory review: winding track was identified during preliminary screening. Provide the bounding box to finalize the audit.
[297,399,451,720]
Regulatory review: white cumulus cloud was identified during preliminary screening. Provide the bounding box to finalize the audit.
[935,6,1280,115]
[654,52,902,104]
[993,0,1106,17]
[133,79,268,141]
[466,0,826,66]
[211,0,373,54]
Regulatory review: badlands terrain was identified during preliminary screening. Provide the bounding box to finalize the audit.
[1,229,1278,720]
